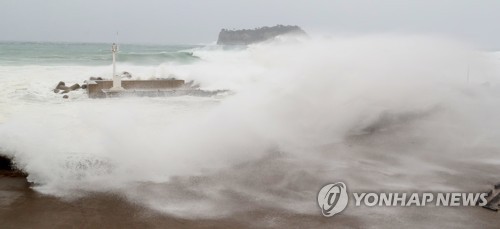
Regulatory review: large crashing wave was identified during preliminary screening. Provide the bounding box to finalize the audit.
[0,35,500,219]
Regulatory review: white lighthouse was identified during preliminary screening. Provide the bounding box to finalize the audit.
[109,43,124,91]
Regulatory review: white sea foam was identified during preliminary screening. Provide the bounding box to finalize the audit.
[0,35,500,218]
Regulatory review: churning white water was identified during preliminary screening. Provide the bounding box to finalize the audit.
[0,35,500,219]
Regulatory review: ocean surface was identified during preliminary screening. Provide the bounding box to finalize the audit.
[0,42,201,66]
[0,37,500,227]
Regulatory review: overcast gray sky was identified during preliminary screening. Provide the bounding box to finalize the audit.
[0,0,499,49]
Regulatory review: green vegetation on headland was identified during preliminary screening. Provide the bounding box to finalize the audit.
[217,25,306,45]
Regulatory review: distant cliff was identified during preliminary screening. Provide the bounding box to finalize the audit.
[217,25,306,45]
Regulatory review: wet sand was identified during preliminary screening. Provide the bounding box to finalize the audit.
[0,175,498,228]
[0,177,347,229]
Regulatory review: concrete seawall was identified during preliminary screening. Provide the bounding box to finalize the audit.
[87,79,185,98]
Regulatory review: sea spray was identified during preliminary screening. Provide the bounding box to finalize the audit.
[0,35,500,218]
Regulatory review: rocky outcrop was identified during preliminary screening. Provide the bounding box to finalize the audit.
[217,25,306,45]
[0,154,26,177]
[53,81,82,99]
[54,81,81,94]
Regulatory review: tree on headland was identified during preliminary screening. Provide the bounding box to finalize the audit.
[217,25,306,45]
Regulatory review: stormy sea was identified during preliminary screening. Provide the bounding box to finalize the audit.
[0,35,499,228]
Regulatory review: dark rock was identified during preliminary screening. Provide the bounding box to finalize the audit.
[54,82,80,94]
[483,194,500,211]
[81,84,87,89]
[0,154,27,177]
[122,72,132,79]
[482,184,500,211]
[55,82,67,90]
[90,77,104,81]
[62,95,69,99]
[217,25,307,45]
[0,155,13,170]
[56,82,68,90]
[69,84,80,90]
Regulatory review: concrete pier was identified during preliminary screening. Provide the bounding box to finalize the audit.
[87,79,185,98]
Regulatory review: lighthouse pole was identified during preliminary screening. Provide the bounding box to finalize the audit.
[110,43,124,91]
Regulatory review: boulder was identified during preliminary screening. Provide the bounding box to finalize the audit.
[54,82,81,94]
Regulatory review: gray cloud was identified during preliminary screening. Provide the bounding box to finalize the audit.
[0,0,499,49]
